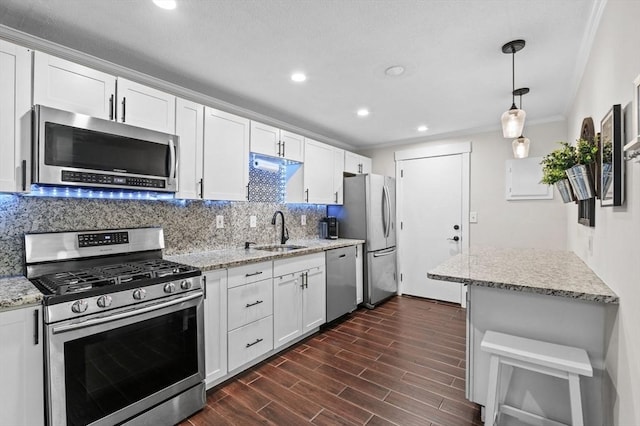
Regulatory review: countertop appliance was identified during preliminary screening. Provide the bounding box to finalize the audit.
[328,174,397,308]
[25,227,204,426]
[33,105,179,192]
[320,216,339,239]
[325,245,357,322]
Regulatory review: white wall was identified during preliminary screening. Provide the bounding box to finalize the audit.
[360,120,568,250]
[566,1,640,424]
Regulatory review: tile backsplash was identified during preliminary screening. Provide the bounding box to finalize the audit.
[0,194,326,276]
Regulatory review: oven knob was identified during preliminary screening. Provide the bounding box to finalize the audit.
[71,300,88,314]
[180,280,192,290]
[97,295,112,308]
[133,288,147,300]
[164,282,176,293]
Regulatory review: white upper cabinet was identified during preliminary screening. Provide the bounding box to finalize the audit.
[344,151,372,175]
[203,107,250,201]
[116,78,176,134]
[250,120,304,162]
[34,52,176,134]
[0,40,31,193]
[34,51,116,119]
[175,98,204,200]
[304,138,344,204]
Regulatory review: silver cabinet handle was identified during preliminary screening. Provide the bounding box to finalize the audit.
[305,189,309,202]
[246,338,263,348]
[246,300,264,308]
[282,141,285,157]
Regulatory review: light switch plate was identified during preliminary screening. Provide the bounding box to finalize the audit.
[470,211,478,223]
[301,215,306,226]
[250,215,257,228]
[216,215,224,228]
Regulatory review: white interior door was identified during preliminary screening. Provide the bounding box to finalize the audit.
[397,151,468,304]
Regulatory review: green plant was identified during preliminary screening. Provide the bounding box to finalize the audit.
[540,141,577,185]
[575,136,599,165]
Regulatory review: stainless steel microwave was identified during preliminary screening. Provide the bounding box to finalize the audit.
[32,105,179,192]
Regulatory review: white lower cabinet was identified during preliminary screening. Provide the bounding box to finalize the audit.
[203,270,228,388]
[273,253,326,349]
[228,315,273,372]
[0,305,44,426]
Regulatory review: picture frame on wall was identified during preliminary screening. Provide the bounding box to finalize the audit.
[600,104,624,206]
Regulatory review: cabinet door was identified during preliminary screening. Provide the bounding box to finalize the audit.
[33,51,116,119]
[203,107,250,201]
[302,265,326,333]
[0,40,31,193]
[344,151,372,175]
[175,98,203,200]
[0,306,44,426]
[303,138,335,204]
[273,273,303,349]
[332,147,345,204]
[117,78,176,133]
[356,244,363,304]
[250,120,280,157]
[280,130,304,162]
[204,270,228,388]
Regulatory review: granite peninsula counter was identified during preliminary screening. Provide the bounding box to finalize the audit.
[428,247,617,425]
[427,247,618,303]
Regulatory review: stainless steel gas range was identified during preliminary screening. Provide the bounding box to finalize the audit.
[25,227,205,426]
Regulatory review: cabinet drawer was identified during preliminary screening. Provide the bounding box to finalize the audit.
[273,252,324,277]
[228,279,273,331]
[227,315,273,372]
[228,261,273,288]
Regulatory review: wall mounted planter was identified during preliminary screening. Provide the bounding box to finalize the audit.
[566,164,595,200]
[554,179,575,203]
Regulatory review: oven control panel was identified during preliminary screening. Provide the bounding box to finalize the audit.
[78,231,129,248]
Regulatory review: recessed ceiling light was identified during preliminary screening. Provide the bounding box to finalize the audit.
[357,109,370,117]
[291,72,306,82]
[385,65,405,76]
[153,0,177,10]
[417,125,428,132]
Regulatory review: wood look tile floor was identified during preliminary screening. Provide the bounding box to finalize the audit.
[181,295,482,426]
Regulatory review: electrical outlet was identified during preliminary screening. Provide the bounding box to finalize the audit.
[301,215,306,226]
[216,215,224,229]
[469,211,478,223]
[250,215,257,228]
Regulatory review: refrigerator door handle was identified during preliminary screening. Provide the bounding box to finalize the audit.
[382,185,391,238]
[373,248,397,257]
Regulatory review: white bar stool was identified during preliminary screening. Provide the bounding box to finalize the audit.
[481,330,593,426]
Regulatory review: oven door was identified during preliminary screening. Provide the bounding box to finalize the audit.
[33,104,178,192]
[45,292,204,426]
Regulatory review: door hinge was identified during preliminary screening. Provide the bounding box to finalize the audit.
[400,273,403,282]
[400,221,403,230]
[400,169,404,178]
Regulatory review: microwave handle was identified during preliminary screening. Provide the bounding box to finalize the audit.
[168,138,177,179]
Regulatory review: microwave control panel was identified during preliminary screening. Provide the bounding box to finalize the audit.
[61,171,166,189]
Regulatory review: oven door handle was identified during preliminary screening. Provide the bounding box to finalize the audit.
[52,291,203,334]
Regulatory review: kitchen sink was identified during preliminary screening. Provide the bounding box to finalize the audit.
[254,244,307,252]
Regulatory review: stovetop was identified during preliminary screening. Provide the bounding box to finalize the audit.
[32,259,200,296]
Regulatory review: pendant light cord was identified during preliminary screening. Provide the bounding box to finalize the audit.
[511,47,516,108]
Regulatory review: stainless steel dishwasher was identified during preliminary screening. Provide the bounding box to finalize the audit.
[325,246,357,322]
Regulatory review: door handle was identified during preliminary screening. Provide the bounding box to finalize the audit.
[373,248,396,257]
[109,94,114,120]
[168,138,177,179]
[448,236,460,242]
[121,97,126,122]
[277,140,282,157]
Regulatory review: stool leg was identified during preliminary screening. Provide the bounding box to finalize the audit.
[485,355,501,426]
[568,373,584,426]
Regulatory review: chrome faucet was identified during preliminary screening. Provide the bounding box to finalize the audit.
[271,210,289,245]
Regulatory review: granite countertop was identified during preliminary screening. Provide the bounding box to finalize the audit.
[166,238,365,271]
[427,247,619,304]
[0,275,44,312]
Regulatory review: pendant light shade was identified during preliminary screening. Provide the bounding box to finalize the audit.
[501,40,526,138]
[512,136,530,158]
[501,107,526,138]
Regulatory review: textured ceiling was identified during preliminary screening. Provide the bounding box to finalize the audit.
[0,0,600,148]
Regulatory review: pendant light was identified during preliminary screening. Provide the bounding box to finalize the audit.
[501,40,526,138]
[511,87,530,158]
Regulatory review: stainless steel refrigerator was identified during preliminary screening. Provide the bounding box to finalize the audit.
[328,174,397,308]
